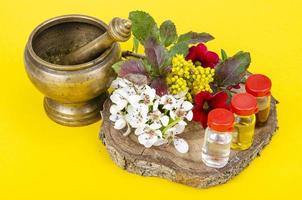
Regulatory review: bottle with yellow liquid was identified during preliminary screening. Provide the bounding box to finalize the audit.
[231,93,258,150]
[245,74,272,125]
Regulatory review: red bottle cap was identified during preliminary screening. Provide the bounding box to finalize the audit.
[231,93,258,116]
[207,108,234,132]
[245,74,272,97]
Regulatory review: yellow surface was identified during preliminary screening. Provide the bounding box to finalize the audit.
[1,0,301,199]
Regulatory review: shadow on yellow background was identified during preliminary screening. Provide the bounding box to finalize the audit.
[0,0,301,199]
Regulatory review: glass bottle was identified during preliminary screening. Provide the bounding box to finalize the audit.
[231,93,258,150]
[245,74,272,125]
[202,108,234,168]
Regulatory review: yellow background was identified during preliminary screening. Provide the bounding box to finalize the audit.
[1,0,301,199]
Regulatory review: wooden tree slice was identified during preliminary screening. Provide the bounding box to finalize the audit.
[100,97,278,188]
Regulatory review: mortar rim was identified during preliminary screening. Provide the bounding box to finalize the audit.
[27,14,115,71]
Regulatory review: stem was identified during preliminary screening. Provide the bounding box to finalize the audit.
[162,118,181,135]
[122,51,146,59]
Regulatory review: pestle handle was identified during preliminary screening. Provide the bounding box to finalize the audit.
[62,18,131,65]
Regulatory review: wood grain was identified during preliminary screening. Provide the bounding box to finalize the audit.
[100,97,278,188]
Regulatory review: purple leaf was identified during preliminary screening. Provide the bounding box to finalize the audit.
[150,77,168,96]
[161,65,172,75]
[214,51,251,87]
[144,38,166,69]
[124,73,149,86]
[177,32,214,44]
[119,59,147,77]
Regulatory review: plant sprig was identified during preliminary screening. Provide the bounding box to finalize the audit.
[114,10,214,95]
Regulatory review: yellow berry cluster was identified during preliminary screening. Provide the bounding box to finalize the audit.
[166,54,215,101]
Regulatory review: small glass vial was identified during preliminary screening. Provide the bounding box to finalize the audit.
[231,93,258,150]
[245,74,272,124]
[202,108,234,168]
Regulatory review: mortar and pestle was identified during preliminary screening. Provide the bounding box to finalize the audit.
[24,15,131,126]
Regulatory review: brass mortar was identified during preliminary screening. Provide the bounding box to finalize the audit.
[24,15,121,126]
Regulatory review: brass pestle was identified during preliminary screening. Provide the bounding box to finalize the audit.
[62,17,132,65]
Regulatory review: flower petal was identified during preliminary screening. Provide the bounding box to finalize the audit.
[153,99,159,111]
[114,118,127,130]
[173,138,189,153]
[209,91,230,109]
[173,120,187,134]
[110,93,122,104]
[182,101,193,111]
[186,111,193,121]
[145,85,156,102]
[138,134,157,148]
[110,104,119,115]
[150,122,162,130]
[153,139,168,146]
[203,51,219,68]
[110,79,119,89]
[135,125,145,135]
[109,114,120,122]
[186,46,197,61]
[196,43,208,55]
[128,95,142,106]
[174,90,187,99]
[115,99,128,110]
[170,110,176,120]
[194,91,212,107]
[160,115,169,126]
[155,130,163,138]
[192,106,208,128]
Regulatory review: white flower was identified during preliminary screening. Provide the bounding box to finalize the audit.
[114,118,127,130]
[110,83,141,109]
[173,120,187,135]
[108,78,192,153]
[140,85,156,106]
[111,77,135,89]
[127,94,142,107]
[115,87,136,100]
[160,95,177,110]
[162,120,187,138]
[135,124,162,148]
[173,137,189,153]
[173,90,188,99]
[148,109,169,129]
[110,93,128,111]
[125,104,148,128]
[153,138,168,146]
[170,100,193,121]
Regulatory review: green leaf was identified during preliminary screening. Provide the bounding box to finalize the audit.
[142,59,152,73]
[169,41,189,57]
[129,11,159,45]
[132,37,139,53]
[111,61,124,74]
[221,49,228,61]
[223,89,233,105]
[214,51,251,87]
[240,76,247,84]
[177,31,214,44]
[159,20,177,47]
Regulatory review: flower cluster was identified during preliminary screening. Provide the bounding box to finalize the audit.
[192,91,230,128]
[186,43,219,68]
[166,54,215,102]
[109,78,193,153]
[108,11,253,156]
